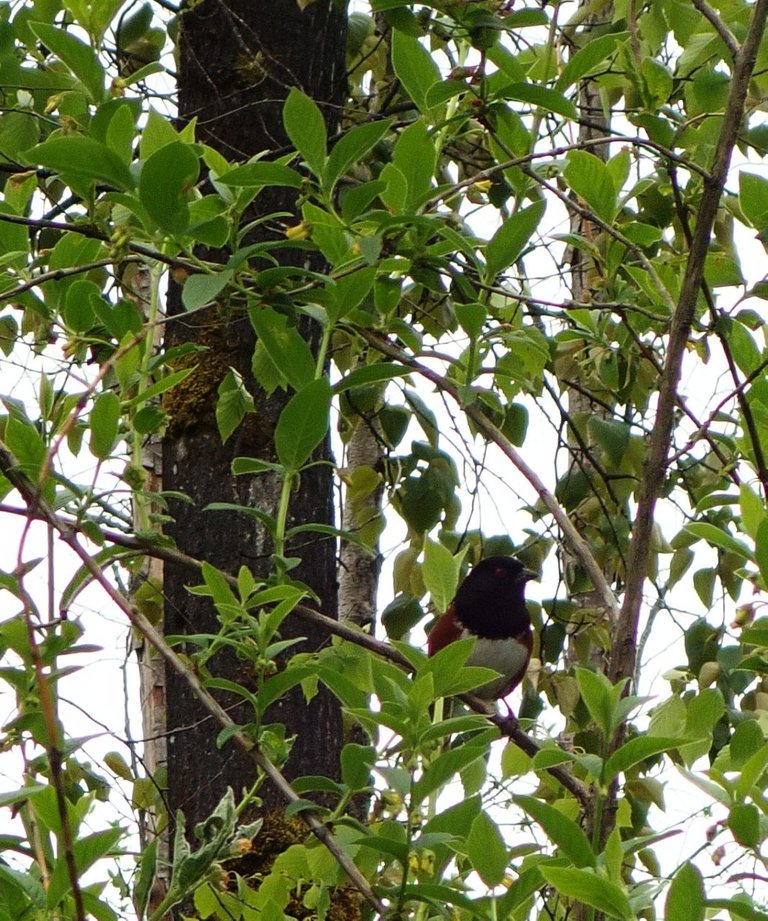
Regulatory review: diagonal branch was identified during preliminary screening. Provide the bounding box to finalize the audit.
[357,329,621,624]
[0,499,591,805]
[607,0,768,685]
[690,0,740,58]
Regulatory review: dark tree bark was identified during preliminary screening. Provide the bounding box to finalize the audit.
[160,0,348,832]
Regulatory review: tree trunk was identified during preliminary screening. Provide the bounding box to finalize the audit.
[159,0,347,836]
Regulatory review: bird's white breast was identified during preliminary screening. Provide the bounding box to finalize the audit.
[462,631,529,699]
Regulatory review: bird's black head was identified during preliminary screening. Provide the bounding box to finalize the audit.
[453,556,535,638]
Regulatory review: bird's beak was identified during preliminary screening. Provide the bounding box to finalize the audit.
[520,568,538,582]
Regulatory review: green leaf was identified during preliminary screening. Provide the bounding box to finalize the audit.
[379,163,408,213]
[47,827,123,908]
[181,270,233,311]
[665,862,705,921]
[425,637,499,698]
[515,795,596,868]
[467,813,508,887]
[503,83,577,119]
[331,266,377,320]
[392,120,436,209]
[541,867,632,921]
[604,737,682,783]
[456,303,486,339]
[730,719,764,768]
[685,688,724,737]
[705,897,768,921]
[302,201,350,265]
[132,838,157,920]
[683,522,753,561]
[485,200,545,281]
[283,88,326,178]
[422,539,460,614]
[103,101,137,164]
[324,118,393,194]
[4,415,47,490]
[642,58,674,105]
[728,803,760,848]
[249,306,316,391]
[61,545,135,613]
[139,141,200,235]
[140,107,182,159]
[391,30,441,114]
[25,137,134,191]
[275,378,332,471]
[334,363,410,392]
[30,23,105,102]
[734,743,768,799]
[0,203,32,269]
[126,368,196,408]
[704,252,744,288]
[218,161,304,188]
[381,593,424,640]
[89,391,121,459]
[755,518,768,586]
[564,150,618,223]
[588,417,630,465]
[216,369,255,444]
[575,667,614,737]
[340,743,375,791]
[412,738,492,803]
[231,457,284,475]
[556,33,626,90]
[739,172,768,231]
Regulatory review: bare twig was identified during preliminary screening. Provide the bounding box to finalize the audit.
[0,500,590,804]
[0,258,139,302]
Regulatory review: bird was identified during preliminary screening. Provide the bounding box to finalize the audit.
[427,556,536,704]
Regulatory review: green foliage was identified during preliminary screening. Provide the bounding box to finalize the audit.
[2,0,768,919]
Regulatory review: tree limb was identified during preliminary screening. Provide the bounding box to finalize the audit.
[607,0,768,685]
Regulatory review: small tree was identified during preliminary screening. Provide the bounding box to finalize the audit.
[1,1,768,920]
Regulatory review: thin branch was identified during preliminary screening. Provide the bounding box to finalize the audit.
[668,354,768,468]
[608,0,768,685]
[0,258,139,302]
[690,0,740,58]
[357,329,621,624]
[521,166,677,315]
[0,211,198,270]
[422,132,713,213]
[17,582,86,921]
[667,165,768,494]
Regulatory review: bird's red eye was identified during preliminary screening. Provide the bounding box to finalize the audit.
[495,567,509,577]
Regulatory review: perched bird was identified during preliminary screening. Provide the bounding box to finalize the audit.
[427,556,535,703]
